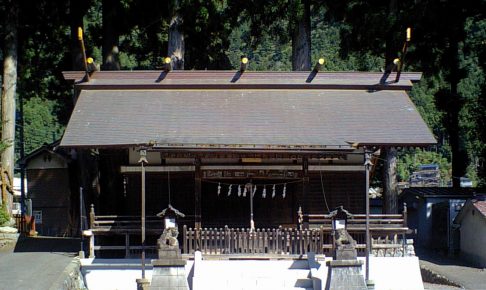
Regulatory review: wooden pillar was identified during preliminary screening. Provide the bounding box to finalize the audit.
[302,157,310,229]
[195,157,202,229]
[382,147,398,214]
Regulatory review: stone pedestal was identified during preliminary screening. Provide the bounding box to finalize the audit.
[149,229,189,290]
[336,245,357,260]
[325,260,367,290]
[136,278,150,290]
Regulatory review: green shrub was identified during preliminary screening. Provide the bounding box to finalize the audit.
[0,203,10,226]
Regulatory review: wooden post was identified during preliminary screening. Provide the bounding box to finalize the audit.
[83,231,95,258]
[89,204,95,229]
[364,149,372,282]
[302,157,310,229]
[402,203,408,228]
[383,147,398,214]
[125,233,130,258]
[195,157,202,229]
[138,149,148,279]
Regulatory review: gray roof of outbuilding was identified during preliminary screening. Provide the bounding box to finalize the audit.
[401,187,485,198]
[60,88,436,149]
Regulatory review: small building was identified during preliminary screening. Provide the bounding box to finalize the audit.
[400,187,484,252]
[454,196,486,267]
[22,141,75,236]
[409,164,441,187]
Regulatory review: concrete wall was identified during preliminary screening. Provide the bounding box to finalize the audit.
[460,208,486,267]
[80,256,424,290]
[81,259,194,290]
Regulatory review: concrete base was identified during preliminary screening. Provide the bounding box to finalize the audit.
[149,266,189,290]
[325,259,367,290]
[80,256,424,290]
[136,278,150,290]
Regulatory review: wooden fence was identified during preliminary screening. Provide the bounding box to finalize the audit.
[182,226,334,255]
[182,226,407,256]
[86,204,409,258]
[13,214,36,235]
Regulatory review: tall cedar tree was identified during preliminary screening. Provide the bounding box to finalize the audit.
[1,0,19,211]
[168,0,185,69]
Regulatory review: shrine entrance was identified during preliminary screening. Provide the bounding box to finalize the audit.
[201,179,300,228]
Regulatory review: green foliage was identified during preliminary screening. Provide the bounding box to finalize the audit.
[397,149,451,185]
[227,8,384,72]
[21,97,64,155]
[0,203,10,226]
[2,0,485,187]
[227,21,291,71]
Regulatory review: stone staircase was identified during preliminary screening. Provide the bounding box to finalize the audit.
[191,257,315,290]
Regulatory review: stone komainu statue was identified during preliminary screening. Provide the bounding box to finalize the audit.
[159,227,179,248]
[335,228,357,248]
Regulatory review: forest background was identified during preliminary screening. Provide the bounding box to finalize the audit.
[0,0,485,192]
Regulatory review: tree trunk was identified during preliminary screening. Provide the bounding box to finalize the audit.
[168,0,184,70]
[1,0,19,212]
[70,0,89,71]
[384,0,398,68]
[382,147,398,214]
[381,0,399,211]
[102,0,120,70]
[449,39,467,188]
[291,0,311,71]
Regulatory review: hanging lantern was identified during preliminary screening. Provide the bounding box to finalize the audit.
[228,184,233,196]
[262,186,267,198]
[238,185,242,197]
[243,186,247,197]
[272,184,276,198]
[217,183,221,195]
[282,183,287,199]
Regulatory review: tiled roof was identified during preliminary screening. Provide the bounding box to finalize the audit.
[60,89,436,149]
[454,196,486,224]
[472,199,486,218]
[62,71,422,91]
[400,187,485,198]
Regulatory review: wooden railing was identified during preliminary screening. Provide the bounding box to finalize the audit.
[182,226,333,255]
[84,205,165,258]
[307,204,408,234]
[182,206,409,256]
[86,204,410,258]
[181,226,408,256]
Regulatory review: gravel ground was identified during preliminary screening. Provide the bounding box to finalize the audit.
[417,248,486,290]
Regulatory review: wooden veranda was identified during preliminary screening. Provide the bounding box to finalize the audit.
[85,204,410,258]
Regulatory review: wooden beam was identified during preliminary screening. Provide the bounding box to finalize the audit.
[120,164,364,173]
[302,157,310,229]
[121,165,195,173]
[194,158,202,229]
[308,165,364,171]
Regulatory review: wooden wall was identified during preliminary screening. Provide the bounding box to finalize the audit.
[118,170,365,228]
[27,168,72,236]
[308,172,366,214]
